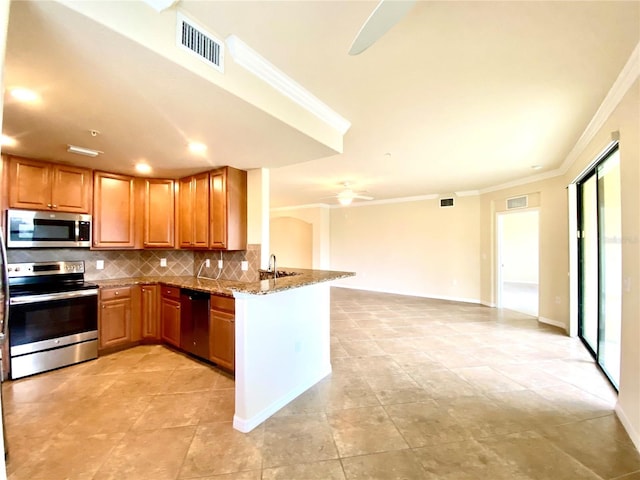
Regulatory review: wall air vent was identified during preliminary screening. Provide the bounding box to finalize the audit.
[440,197,455,208]
[507,195,528,210]
[176,13,224,73]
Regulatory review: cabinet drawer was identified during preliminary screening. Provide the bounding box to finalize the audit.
[161,285,180,300]
[100,286,132,301]
[210,294,234,313]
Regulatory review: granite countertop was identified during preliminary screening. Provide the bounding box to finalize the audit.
[93,268,355,297]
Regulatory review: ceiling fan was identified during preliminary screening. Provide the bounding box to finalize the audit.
[328,182,374,206]
[348,0,416,55]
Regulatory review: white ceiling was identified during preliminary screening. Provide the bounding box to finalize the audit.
[3,1,639,208]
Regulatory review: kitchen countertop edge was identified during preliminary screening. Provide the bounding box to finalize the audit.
[92,268,355,297]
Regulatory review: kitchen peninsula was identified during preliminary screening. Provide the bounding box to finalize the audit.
[96,268,354,432]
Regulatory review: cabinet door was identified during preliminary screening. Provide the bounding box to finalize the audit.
[210,167,246,250]
[93,171,136,249]
[99,298,132,350]
[51,164,91,213]
[178,177,194,248]
[192,172,210,247]
[209,169,227,249]
[209,310,235,371]
[144,179,175,248]
[160,297,181,347]
[8,157,51,210]
[141,285,159,339]
[178,173,209,248]
[209,295,235,371]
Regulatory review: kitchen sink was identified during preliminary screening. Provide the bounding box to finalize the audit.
[258,269,301,280]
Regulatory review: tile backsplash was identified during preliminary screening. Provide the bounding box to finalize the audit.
[6,244,261,282]
[194,244,260,283]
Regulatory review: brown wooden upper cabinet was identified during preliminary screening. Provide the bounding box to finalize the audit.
[8,156,91,213]
[93,171,136,249]
[178,172,210,248]
[210,167,247,250]
[144,179,175,248]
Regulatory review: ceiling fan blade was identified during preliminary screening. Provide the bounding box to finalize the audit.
[354,194,374,200]
[348,0,416,55]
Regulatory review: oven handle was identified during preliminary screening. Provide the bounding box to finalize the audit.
[10,288,98,305]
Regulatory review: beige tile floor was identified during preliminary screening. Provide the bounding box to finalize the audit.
[3,287,640,479]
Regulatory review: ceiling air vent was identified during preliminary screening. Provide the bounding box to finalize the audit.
[176,13,224,73]
[507,195,528,210]
[440,197,455,208]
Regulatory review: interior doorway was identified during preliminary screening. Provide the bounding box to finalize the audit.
[497,209,539,317]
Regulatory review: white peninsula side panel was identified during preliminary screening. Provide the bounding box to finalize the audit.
[232,282,332,432]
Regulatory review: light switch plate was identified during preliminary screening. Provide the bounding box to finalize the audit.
[218,259,224,269]
[160,258,167,267]
[96,260,104,270]
[241,261,249,271]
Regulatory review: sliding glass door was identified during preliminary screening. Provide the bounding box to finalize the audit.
[577,145,621,389]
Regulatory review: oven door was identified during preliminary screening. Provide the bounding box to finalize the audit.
[9,289,98,350]
[8,289,98,378]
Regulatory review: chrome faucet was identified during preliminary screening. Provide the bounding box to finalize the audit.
[268,254,277,278]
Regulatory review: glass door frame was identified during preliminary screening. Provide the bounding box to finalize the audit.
[576,142,620,390]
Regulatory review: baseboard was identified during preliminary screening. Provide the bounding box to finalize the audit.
[538,316,568,332]
[481,301,496,308]
[332,284,481,305]
[616,401,640,453]
[233,365,332,433]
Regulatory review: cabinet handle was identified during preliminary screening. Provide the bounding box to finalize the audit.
[52,204,57,208]
[115,291,119,295]
[102,305,105,309]
[47,203,52,208]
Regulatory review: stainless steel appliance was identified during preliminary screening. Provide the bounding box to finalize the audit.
[7,261,98,379]
[6,209,91,248]
[0,229,9,458]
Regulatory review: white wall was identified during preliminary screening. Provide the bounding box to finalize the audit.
[247,168,269,268]
[270,216,313,269]
[561,78,640,452]
[271,205,331,269]
[233,283,331,432]
[329,196,481,303]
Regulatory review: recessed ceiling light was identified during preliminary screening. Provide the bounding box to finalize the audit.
[67,145,101,157]
[189,142,207,154]
[10,88,38,103]
[531,165,542,170]
[135,163,152,174]
[1,135,17,147]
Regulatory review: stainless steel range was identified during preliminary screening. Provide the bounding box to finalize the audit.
[7,261,98,379]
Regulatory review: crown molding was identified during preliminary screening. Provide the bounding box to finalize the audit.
[559,41,639,175]
[270,203,331,212]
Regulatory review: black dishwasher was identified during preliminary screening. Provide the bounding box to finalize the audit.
[180,289,210,359]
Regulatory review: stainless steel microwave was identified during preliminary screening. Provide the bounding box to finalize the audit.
[6,209,91,248]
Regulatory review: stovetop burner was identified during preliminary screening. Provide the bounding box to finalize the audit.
[7,261,97,297]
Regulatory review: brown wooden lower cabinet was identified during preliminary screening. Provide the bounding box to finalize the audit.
[209,294,235,372]
[98,284,236,372]
[141,284,159,340]
[160,286,181,347]
[99,286,132,351]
